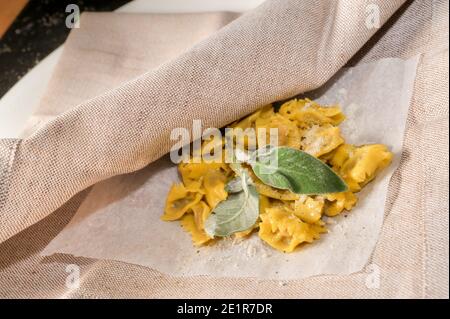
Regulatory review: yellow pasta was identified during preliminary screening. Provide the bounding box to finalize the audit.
[162,184,203,221]
[203,170,228,209]
[255,112,301,148]
[324,191,358,217]
[291,196,325,224]
[259,207,325,253]
[300,124,344,157]
[328,144,393,192]
[163,98,392,252]
[181,214,211,246]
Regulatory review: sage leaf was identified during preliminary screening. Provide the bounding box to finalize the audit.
[250,146,348,194]
[225,176,244,193]
[205,170,259,237]
[225,171,254,194]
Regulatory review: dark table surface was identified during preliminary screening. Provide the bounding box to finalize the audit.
[0,0,131,98]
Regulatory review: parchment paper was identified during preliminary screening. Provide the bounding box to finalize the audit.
[42,56,419,280]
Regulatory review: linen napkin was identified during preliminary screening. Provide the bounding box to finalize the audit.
[0,0,448,298]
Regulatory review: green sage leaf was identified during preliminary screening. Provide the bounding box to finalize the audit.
[225,177,244,193]
[225,172,253,194]
[250,146,348,194]
[205,168,259,237]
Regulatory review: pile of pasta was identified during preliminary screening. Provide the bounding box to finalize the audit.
[162,99,393,252]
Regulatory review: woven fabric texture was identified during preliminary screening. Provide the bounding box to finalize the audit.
[0,0,448,298]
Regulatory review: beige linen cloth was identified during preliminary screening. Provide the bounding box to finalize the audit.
[0,0,448,298]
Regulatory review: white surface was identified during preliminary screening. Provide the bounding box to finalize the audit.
[0,0,265,138]
[0,48,62,138]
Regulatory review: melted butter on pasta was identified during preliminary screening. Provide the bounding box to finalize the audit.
[163,98,393,252]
